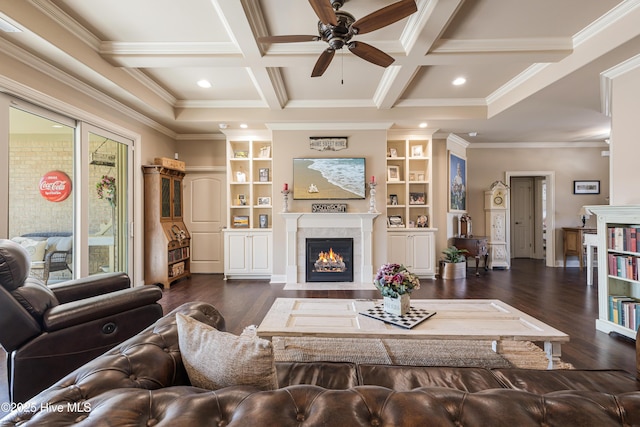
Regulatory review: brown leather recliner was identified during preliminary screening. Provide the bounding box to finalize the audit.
[0,239,163,403]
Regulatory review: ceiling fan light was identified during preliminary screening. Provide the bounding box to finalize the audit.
[452,77,466,86]
[197,79,212,88]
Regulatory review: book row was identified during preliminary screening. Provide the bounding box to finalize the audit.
[168,247,189,263]
[608,254,640,281]
[609,295,640,331]
[609,226,640,253]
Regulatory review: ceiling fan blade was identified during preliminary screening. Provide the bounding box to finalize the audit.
[258,35,320,44]
[348,41,394,67]
[351,0,417,35]
[308,0,338,26]
[311,48,335,77]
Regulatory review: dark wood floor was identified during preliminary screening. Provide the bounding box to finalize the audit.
[159,259,637,374]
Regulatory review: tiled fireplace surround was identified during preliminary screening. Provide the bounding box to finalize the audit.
[281,213,380,283]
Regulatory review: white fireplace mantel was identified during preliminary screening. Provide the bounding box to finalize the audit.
[281,212,380,284]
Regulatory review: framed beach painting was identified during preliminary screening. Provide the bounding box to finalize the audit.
[448,152,467,212]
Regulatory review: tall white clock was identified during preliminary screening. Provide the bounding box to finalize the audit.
[484,181,510,269]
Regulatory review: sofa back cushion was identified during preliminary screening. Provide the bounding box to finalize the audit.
[176,313,278,391]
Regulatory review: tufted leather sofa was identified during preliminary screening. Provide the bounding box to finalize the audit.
[2,301,640,426]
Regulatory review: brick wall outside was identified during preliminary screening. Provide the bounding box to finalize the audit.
[9,133,119,276]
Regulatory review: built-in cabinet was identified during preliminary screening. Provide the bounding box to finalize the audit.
[223,131,273,279]
[387,230,435,277]
[586,205,640,339]
[142,165,191,288]
[385,134,437,278]
[224,230,272,279]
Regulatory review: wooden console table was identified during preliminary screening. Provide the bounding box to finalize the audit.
[451,236,488,276]
[562,227,596,270]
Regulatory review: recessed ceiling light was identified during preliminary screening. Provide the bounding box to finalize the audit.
[468,131,477,137]
[218,123,228,129]
[419,122,428,128]
[452,77,466,86]
[197,79,212,88]
[240,123,248,129]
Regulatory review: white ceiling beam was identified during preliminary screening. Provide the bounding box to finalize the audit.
[376,0,465,109]
[213,0,286,109]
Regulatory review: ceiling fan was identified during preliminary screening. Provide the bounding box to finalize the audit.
[258,0,418,77]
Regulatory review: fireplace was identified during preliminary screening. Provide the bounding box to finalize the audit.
[306,238,354,282]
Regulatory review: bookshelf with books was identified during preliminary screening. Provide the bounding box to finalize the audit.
[586,205,640,339]
[223,131,273,279]
[386,132,437,278]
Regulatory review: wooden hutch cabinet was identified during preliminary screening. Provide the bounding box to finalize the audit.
[142,164,191,288]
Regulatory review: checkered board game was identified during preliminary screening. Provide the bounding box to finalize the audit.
[359,305,436,329]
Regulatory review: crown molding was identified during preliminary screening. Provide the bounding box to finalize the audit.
[395,98,486,107]
[122,68,177,106]
[266,122,393,131]
[447,133,470,150]
[433,37,572,53]
[29,0,101,50]
[177,133,226,141]
[573,0,640,47]
[0,38,176,139]
[285,99,377,109]
[468,141,609,149]
[600,52,640,117]
[175,99,267,109]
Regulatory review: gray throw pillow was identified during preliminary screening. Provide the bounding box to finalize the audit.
[176,313,278,391]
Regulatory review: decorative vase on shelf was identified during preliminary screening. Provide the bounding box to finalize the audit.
[383,294,410,316]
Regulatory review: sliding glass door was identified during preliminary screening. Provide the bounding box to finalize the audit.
[2,95,133,281]
[85,127,132,276]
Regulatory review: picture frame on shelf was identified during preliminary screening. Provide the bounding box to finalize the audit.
[410,170,424,182]
[389,148,398,158]
[411,145,423,157]
[237,194,246,206]
[416,215,429,228]
[387,215,404,228]
[259,214,268,228]
[448,152,467,212]
[234,150,248,158]
[387,165,401,181]
[389,194,398,205]
[258,168,269,182]
[573,180,600,194]
[235,171,247,183]
[409,192,426,205]
[257,196,271,206]
[417,172,425,181]
[258,145,271,158]
[232,215,249,228]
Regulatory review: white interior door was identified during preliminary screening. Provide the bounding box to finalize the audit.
[511,177,533,258]
[184,171,226,273]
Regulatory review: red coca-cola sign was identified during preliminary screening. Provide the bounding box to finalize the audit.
[39,170,72,202]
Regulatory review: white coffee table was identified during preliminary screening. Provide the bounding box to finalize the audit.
[257,298,569,369]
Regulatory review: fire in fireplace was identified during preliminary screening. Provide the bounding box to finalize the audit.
[306,238,354,282]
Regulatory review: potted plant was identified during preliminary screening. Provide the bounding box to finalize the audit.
[373,263,420,316]
[440,246,468,279]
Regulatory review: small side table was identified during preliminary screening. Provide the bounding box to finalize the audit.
[562,227,596,270]
[451,236,488,276]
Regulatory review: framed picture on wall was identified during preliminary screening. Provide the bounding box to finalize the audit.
[573,180,600,194]
[448,152,466,212]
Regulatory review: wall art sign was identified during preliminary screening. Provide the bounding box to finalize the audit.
[311,203,347,213]
[309,137,348,151]
[39,170,72,202]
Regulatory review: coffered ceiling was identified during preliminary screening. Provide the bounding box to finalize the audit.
[1,0,639,143]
